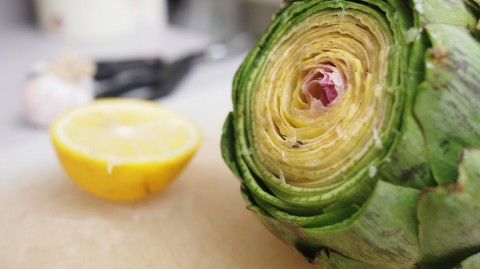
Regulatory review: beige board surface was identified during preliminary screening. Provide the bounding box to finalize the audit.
[0,134,314,269]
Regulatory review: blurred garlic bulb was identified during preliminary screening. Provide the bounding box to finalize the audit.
[22,52,96,127]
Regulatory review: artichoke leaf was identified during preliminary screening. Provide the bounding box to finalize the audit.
[414,24,480,183]
[314,249,385,269]
[245,180,421,268]
[412,0,478,29]
[378,17,435,189]
[302,181,420,269]
[221,112,242,180]
[418,149,480,269]
[454,252,480,269]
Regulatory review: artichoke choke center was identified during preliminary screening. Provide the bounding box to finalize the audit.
[302,64,345,110]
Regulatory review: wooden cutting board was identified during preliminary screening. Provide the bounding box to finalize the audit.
[0,133,314,269]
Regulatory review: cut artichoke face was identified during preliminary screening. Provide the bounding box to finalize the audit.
[252,11,391,185]
[240,1,407,213]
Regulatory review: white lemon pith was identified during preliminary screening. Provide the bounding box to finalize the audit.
[50,99,202,201]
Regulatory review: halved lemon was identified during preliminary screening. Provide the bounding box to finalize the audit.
[50,98,202,201]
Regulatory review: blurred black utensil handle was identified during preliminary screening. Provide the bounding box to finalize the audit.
[94,53,199,100]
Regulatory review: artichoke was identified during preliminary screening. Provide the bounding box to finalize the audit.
[221,0,480,268]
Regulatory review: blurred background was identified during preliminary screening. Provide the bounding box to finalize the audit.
[0,0,281,145]
[1,0,279,42]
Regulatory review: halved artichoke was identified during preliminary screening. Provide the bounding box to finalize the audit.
[221,0,480,268]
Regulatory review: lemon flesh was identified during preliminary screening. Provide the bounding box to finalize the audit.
[50,99,202,201]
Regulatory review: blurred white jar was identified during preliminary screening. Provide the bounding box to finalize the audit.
[175,0,241,41]
[34,0,168,41]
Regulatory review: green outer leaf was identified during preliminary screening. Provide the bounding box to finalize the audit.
[414,24,480,183]
[454,252,480,269]
[379,27,434,189]
[380,115,435,188]
[252,194,359,228]
[240,186,310,257]
[221,112,241,180]
[418,149,480,269]
[302,181,420,268]
[413,0,478,28]
[243,180,420,268]
[313,249,385,269]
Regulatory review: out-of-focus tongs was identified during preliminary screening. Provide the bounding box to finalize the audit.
[93,34,253,100]
[94,53,200,100]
